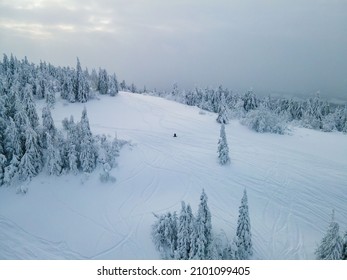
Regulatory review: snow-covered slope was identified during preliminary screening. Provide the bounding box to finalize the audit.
[1,92,346,259]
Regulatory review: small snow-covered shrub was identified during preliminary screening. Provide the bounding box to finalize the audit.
[241,106,287,134]
[99,163,116,183]
[322,114,337,132]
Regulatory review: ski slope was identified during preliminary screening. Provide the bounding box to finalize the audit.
[1,92,346,259]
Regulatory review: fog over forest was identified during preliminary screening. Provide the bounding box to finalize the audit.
[1,1,346,99]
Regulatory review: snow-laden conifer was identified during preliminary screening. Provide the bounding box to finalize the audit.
[191,189,212,259]
[4,117,22,159]
[41,106,57,148]
[79,108,96,173]
[109,73,119,96]
[217,123,230,165]
[3,154,19,185]
[42,106,56,136]
[98,69,109,95]
[45,133,62,176]
[315,210,343,260]
[73,58,90,103]
[176,202,194,260]
[236,189,253,259]
[68,143,79,175]
[152,211,178,259]
[18,127,42,181]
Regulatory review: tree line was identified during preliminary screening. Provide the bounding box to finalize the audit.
[137,84,347,135]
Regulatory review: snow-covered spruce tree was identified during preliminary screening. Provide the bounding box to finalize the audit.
[63,115,80,174]
[216,89,229,124]
[152,211,178,259]
[73,58,90,103]
[97,135,117,183]
[79,70,90,103]
[98,69,109,95]
[120,80,127,91]
[79,108,96,173]
[236,189,253,260]
[216,106,229,124]
[315,210,343,260]
[108,73,119,96]
[61,69,75,102]
[22,83,39,128]
[41,106,56,148]
[45,133,62,176]
[90,68,98,90]
[4,117,22,160]
[217,123,230,165]
[190,189,212,260]
[97,134,119,169]
[242,90,258,112]
[109,134,120,168]
[130,83,137,93]
[18,127,43,181]
[342,231,347,260]
[175,201,194,260]
[45,89,56,108]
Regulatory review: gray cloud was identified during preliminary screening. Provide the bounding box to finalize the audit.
[1,0,346,100]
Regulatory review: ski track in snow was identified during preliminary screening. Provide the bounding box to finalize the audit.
[0,92,346,259]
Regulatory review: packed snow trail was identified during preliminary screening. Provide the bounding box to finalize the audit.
[0,92,346,259]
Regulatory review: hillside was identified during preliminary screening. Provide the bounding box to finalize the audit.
[0,92,346,259]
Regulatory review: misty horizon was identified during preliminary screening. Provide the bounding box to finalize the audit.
[1,0,346,101]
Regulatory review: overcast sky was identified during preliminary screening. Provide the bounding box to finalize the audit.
[1,0,347,99]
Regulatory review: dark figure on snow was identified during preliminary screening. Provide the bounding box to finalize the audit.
[173,133,177,137]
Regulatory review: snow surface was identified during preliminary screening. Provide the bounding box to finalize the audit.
[1,92,346,259]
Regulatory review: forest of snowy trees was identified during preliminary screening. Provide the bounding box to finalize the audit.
[0,54,123,190]
[151,189,253,260]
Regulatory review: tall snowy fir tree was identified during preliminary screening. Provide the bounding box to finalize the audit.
[108,73,119,96]
[4,117,22,161]
[315,210,343,260]
[98,69,109,95]
[45,133,63,176]
[22,84,39,128]
[18,127,42,181]
[79,108,96,173]
[41,106,56,148]
[175,202,194,260]
[217,123,230,165]
[216,87,229,124]
[74,58,90,103]
[190,189,212,260]
[236,189,253,259]
[64,115,80,175]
